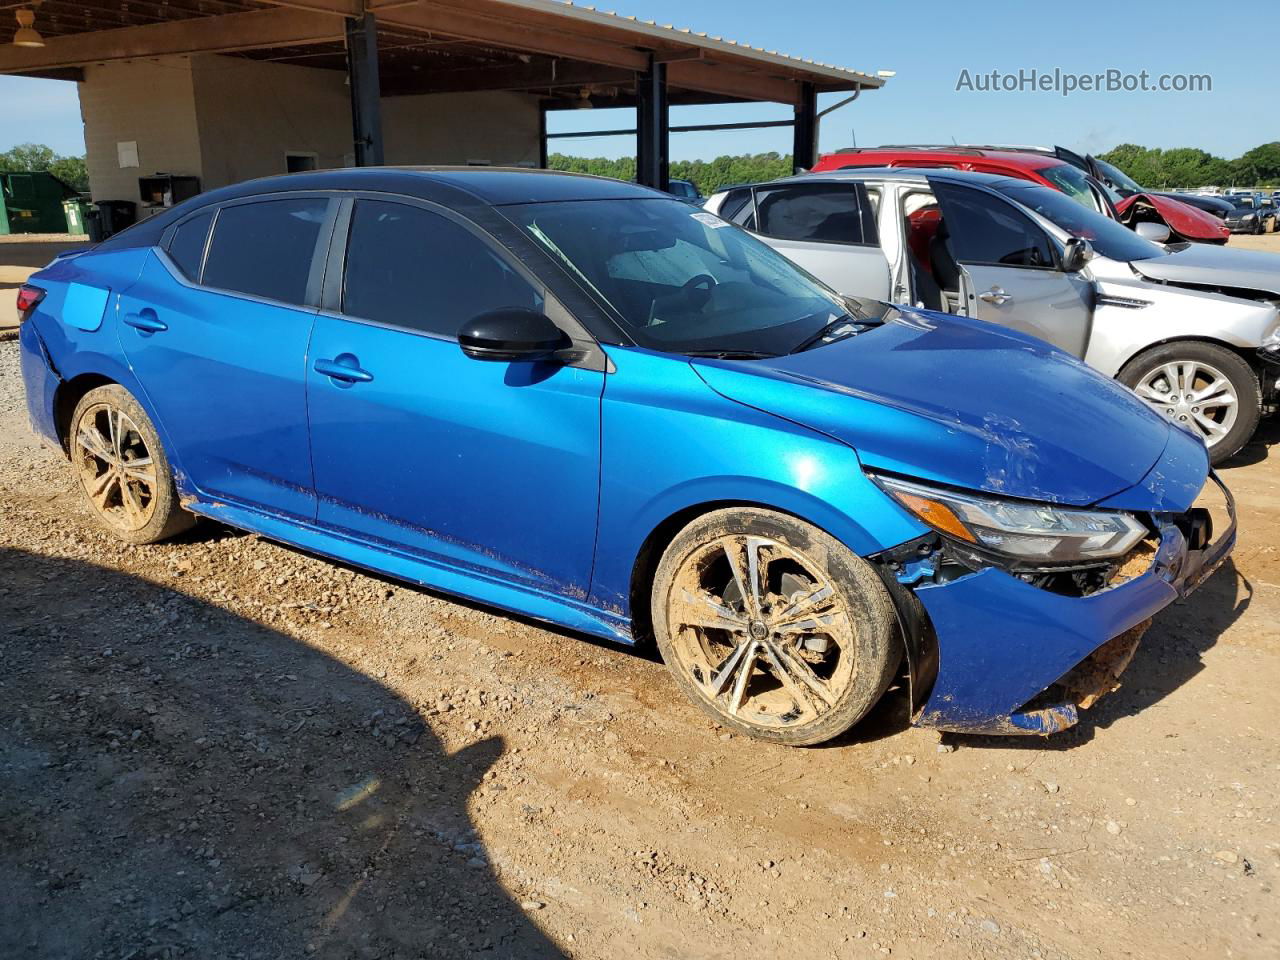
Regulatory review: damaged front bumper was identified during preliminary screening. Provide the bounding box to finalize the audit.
[908,474,1236,736]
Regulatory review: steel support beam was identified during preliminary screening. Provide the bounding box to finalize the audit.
[635,57,669,192]
[345,12,384,167]
[793,81,818,172]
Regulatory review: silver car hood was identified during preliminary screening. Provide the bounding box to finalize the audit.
[1131,243,1280,294]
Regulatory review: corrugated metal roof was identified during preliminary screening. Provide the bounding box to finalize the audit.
[492,0,888,89]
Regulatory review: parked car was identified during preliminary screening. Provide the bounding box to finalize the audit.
[1162,192,1236,220]
[16,168,1237,745]
[813,146,1231,245]
[704,169,1280,462]
[666,178,703,204]
[1224,196,1276,234]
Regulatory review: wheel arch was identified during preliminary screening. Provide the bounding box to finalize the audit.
[1113,335,1265,381]
[54,373,119,455]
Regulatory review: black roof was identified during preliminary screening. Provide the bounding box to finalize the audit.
[101,167,661,250]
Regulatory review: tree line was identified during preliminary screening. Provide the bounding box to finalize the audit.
[1097,142,1280,190]
[0,142,89,192]
[549,152,794,195]
[5,140,1276,199]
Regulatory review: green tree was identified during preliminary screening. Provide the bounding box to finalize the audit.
[0,141,90,192]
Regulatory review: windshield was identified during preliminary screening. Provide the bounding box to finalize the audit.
[1036,162,1105,213]
[1093,157,1144,198]
[991,183,1164,262]
[503,198,853,356]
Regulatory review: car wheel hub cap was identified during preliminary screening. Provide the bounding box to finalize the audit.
[73,402,159,532]
[666,535,856,730]
[1132,360,1239,448]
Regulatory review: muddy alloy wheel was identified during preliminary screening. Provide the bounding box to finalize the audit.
[69,385,194,544]
[652,508,900,746]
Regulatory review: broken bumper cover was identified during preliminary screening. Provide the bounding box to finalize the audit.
[910,475,1236,736]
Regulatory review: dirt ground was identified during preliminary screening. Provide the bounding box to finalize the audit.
[1,345,1278,956]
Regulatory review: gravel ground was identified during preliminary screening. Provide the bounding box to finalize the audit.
[1,338,1278,960]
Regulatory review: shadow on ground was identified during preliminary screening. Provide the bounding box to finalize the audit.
[0,546,565,960]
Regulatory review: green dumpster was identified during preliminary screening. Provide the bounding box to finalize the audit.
[62,196,91,236]
[0,171,81,235]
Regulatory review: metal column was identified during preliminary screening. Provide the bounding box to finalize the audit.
[792,81,817,172]
[345,13,384,167]
[636,57,669,191]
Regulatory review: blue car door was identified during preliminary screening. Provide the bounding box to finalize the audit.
[117,196,334,520]
[305,197,604,598]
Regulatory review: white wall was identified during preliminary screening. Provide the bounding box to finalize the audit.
[190,55,351,190]
[78,58,202,204]
[76,55,544,204]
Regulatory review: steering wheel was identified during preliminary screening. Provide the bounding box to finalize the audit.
[682,273,718,309]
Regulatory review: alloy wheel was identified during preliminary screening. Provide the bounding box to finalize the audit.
[73,402,160,533]
[1132,360,1239,449]
[664,534,857,730]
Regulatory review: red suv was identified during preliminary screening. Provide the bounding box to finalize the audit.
[812,146,1229,245]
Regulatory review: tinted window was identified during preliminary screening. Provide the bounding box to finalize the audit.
[754,183,878,245]
[202,198,328,306]
[719,188,756,226]
[166,209,213,280]
[342,200,541,336]
[992,184,1162,263]
[933,183,1056,268]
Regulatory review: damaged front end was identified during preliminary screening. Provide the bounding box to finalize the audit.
[873,473,1236,736]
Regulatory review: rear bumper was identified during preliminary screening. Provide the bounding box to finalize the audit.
[911,475,1236,735]
[18,319,62,449]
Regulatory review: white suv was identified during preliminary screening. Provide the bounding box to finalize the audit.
[704,169,1280,463]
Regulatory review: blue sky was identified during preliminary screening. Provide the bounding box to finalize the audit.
[2,0,1275,161]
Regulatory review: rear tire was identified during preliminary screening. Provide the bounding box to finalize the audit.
[650,508,901,746]
[1118,342,1261,465]
[69,384,195,544]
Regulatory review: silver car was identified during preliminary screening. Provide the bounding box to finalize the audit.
[704,169,1280,463]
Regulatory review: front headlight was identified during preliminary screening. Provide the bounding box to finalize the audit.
[1262,325,1280,355]
[1243,213,1257,221]
[874,476,1148,565]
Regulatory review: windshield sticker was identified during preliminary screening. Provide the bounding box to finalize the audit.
[691,211,731,229]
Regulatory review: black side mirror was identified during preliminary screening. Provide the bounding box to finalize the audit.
[1061,237,1095,273]
[458,308,570,362]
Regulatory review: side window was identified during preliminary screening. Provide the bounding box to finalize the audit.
[718,187,755,226]
[753,183,878,245]
[342,200,542,337]
[202,198,329,306]
[933,183,1057,268]
[166,209,214,280]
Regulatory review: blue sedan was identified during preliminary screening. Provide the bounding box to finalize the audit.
[15,169,1234,745]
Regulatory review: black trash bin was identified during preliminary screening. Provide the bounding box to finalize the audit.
[83,208,104,244]
[95,200,137,238]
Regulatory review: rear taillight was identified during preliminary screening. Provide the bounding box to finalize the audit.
[16,284,45,323]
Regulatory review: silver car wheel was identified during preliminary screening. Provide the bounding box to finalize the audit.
[1132,360,1239,448]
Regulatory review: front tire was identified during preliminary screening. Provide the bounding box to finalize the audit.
[651,508,901,746]
[69,384,195,544]
[1119,342,1261,465]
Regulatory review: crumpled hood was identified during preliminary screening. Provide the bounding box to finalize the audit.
[1115,193,1230,243]
[1130,242,1280,295]
[692,308,1176,507]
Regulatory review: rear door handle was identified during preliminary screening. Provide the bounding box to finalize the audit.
[978,286,1012,306]
[123,310,168,333]
[314,355,374,384]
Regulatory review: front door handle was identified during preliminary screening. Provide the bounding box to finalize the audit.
[978,286,1012,306]
[314,355,374,384]
[123,309,168,333]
